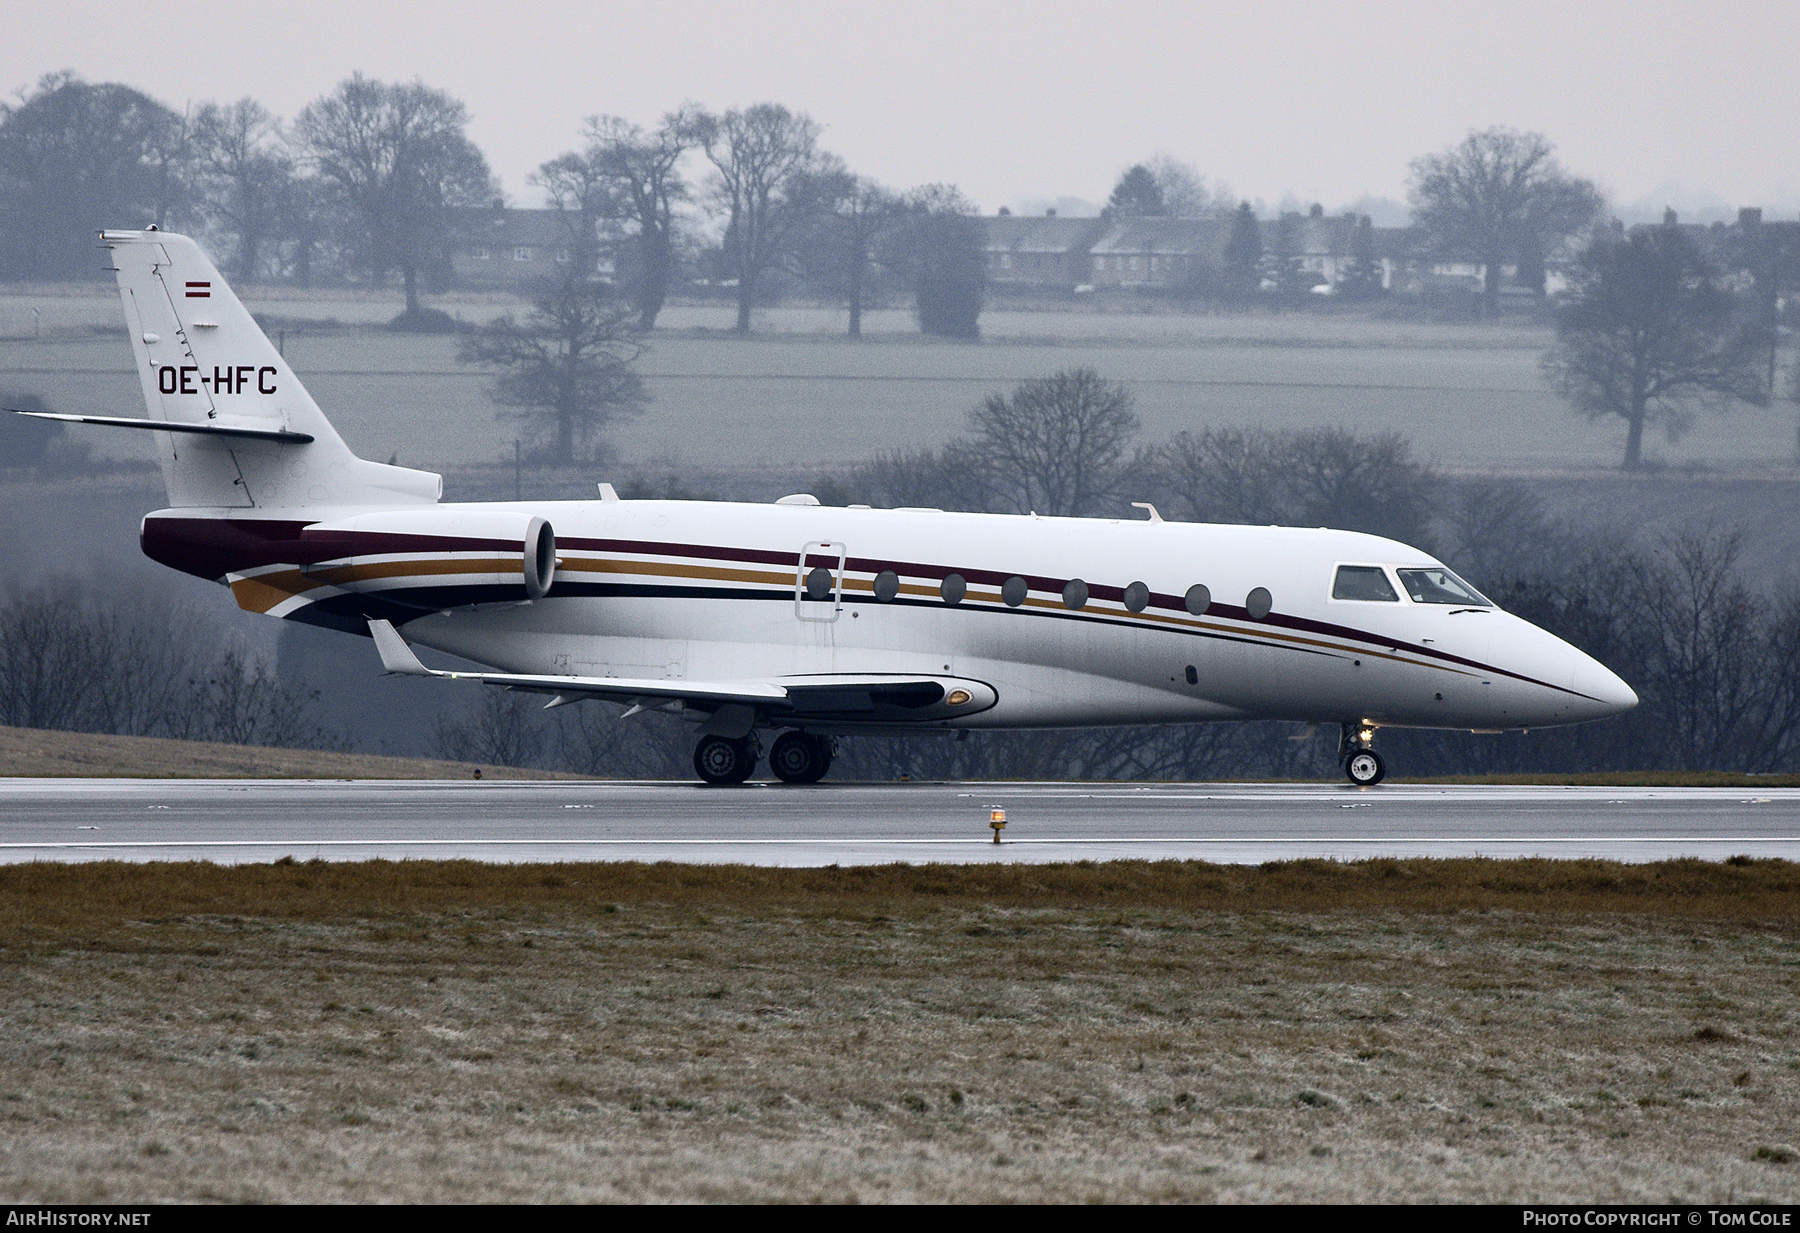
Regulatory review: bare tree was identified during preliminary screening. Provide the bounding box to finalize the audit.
[854,369,1139,516]
[801,169,903,336]
[697,103,824,335]
[434,690,545,768]
[0,581,338,750]
[1436,476,1563,592]
[190,99,292,279]
[1409,128,1603,317]
[1542,226,1767,469]
[536,108,705,330]
[531,147,609,278]
[458,274,647,462]
[854,441,989,512]
[1153,426,1436,546]
[964,368,1140,517]
[294,75,493,320]
[1145,154,1228,219]
[0,73,190,280]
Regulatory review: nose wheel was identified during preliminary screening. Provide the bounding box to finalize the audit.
[694,734,758,785]
[1339,722,1387,786]
[1344,748,1386,786]
[769,731,835,784]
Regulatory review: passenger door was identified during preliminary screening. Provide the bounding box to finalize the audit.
[794,541,846,622]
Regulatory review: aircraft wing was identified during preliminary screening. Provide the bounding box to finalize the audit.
[368,619,785,706]
[367,620,996,721]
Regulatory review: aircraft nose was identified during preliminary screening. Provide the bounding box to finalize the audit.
[1568,649,1638,718]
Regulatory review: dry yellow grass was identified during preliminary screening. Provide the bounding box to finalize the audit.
[0,724,580,780]
[1,859,1797,1202]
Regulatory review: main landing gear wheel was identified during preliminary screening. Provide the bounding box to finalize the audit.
[694,735,757,785]
[768,732,834,784]
[1344,748,1387,786]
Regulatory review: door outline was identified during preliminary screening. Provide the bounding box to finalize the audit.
[795,541,846,622]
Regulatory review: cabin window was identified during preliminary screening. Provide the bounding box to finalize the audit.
[873,570,900,602]
[1245,587,1273,619]
[1184,584,1211,615]
[805,566,833,601]
[1185,664,1198,685]
[941,573,966,605]
[1333,565,1399,602]
[1063,578,1088,610]
[1001,576,1028,607]
[1395,567,1491,606]
[1123,581,1149,613]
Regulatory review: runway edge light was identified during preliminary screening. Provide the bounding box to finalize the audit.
[990,807,1006,844]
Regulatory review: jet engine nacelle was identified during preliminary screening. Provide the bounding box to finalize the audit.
[299,508,556,604]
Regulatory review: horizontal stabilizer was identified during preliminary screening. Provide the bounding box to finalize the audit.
[7,408,313,444]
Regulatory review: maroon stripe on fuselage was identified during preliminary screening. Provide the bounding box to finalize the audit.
[562,536,1585,698]
[142,521,1585,700]
[141,516,531,580]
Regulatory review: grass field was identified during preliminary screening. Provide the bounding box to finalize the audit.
[5,291,1794,476]
[1,858,1796,1202]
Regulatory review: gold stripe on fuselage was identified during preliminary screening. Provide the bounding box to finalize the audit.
[229,546,1479,683]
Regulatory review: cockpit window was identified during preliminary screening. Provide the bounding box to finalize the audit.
[1332,565,1398,601]
[1395,567,1491,606]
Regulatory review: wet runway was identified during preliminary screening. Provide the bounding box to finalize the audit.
[1,779,1797,865]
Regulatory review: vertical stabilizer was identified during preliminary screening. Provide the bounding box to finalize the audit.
[103,229,441,509]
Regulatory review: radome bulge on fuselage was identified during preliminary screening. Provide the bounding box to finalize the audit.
[13,229,1638,786]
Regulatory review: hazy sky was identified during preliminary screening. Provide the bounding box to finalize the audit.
[7,0,1796,219]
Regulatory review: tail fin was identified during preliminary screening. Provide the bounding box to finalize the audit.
[103,229,441,509]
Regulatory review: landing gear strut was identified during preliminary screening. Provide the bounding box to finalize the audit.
[769,731,835,784]
[694,734,758,785]
[1339,722,1387,787]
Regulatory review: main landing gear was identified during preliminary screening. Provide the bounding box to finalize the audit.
[768,731,835,784]
[693,734,758,785]
[1339,721,1387,786]
[692,731,836,785]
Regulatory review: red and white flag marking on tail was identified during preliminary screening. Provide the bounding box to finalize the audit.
[185,281,211,298]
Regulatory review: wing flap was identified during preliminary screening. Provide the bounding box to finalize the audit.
[366,622,997,720]
[368,619,787,706]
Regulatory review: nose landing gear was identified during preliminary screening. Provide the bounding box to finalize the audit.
[1339,722,1386,786]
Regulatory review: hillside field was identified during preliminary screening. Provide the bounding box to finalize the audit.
[4,291,1795,476]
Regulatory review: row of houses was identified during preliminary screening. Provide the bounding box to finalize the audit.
[993,205,1800,299]
[444,202,1396,295]
[982,207,1550,297]
[445,201,1790,301]
[984,209,1384,291]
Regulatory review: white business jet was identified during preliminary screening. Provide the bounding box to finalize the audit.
[13,230,1637,785]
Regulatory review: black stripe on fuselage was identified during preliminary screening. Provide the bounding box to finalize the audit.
[308,578,1355,665]
[230,529,1580,699]
[553,537,1590,699]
